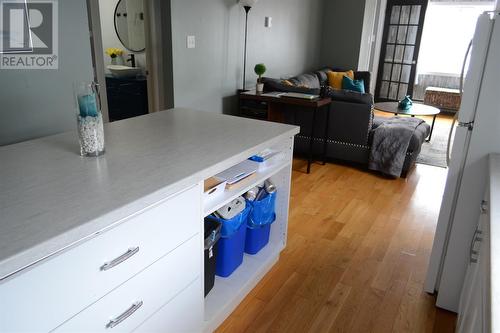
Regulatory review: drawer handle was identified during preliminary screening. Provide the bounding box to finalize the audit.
[106,301,143,329]
[101,247,140,271]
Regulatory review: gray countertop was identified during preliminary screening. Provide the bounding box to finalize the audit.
[490,154,500,332]
[0,108,299,280]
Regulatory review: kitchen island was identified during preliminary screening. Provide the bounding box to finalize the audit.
[0,108,299,332]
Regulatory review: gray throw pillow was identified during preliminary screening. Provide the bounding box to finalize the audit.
[261,77,321,95]
[288,73,321,89]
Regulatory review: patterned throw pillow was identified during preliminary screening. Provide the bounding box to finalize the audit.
[281,80,309,89]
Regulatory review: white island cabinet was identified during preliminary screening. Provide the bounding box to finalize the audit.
[0,108,299,332]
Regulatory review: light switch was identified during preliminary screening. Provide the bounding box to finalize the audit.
[265,17,272,28]
[187,35,196,49]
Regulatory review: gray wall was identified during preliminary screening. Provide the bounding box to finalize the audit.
[320,0,367,70]
[0,0,94,146]
[170,0,325,114]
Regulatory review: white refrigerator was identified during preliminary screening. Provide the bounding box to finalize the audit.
[425,8,500,312]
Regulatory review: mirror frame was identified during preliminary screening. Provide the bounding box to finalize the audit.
[113,0,146,53]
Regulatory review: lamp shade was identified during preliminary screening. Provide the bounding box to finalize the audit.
[239,0,258,8]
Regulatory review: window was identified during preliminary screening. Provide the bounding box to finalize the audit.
[417,1,495,76]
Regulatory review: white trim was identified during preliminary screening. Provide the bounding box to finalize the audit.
[86,0,109,123]
[358,0,380,74]
[86,0,166,117]
[144,0,159,113]
[369,0,387,96]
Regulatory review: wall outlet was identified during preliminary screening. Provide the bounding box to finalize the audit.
[187,35,196,49]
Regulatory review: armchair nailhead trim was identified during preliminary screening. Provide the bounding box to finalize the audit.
[295,135,414,156]
[296,135,369,149]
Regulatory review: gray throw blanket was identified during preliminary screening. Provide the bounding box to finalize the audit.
[369,117,424,177]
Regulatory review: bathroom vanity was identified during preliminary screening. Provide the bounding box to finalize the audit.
[0,109,299,332]
[106,76,149,121]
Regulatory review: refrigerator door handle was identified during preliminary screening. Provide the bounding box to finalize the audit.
[446,40,474,167]
[459,40,473,96]
[458,121,474,130]
[446,114,459,167]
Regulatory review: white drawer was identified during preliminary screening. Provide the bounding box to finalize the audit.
[0,185,201,332]
[52,236,202,333]
[131,279,203,333]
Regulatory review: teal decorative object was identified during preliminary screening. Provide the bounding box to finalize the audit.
[398,95,413,110]
[342,76,365,93]
[77,93,99,118]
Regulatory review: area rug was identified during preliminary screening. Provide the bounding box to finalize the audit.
[416,119,451,168]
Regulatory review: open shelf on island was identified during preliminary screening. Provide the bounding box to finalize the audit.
[202,136,294,332]
[203,242,281,332]
[203,159,290,217]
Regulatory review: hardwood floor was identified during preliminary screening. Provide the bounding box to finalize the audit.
[216,123,458,332]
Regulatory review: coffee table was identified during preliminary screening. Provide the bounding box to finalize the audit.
[240,91,332,174]
[374,102,441,142]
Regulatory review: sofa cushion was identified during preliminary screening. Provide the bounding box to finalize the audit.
[288,73,321,89]
[342,76,365,93]
[327,70,354,89]
[330,68,371,93]
[322,86,373,105]
[261,77,321,95]
[354,71,371,93]
[315,68,331,86]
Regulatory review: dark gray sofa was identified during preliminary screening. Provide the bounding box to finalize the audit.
[262,67,430,177]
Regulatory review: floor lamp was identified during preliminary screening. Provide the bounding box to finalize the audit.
[239,0,258,90]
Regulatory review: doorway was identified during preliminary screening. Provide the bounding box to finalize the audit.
[374,0,428,102]
[86,0,174,123]
[97,0,150,122]
[413,1,496,101]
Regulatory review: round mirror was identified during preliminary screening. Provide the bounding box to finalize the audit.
[114,0,146,52]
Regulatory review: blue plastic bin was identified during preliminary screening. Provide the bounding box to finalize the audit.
[245,191,277,255]
[208,205,251,278]
[245,224,272,255]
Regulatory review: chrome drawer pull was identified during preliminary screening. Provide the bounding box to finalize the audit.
[106,301,143,329]
[100,247,140,271]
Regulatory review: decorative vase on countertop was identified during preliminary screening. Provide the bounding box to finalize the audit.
[74,81,105,157]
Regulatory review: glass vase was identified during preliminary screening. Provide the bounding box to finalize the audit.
[74,81,105,157]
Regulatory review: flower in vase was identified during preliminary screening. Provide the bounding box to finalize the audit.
[105,47,123,59]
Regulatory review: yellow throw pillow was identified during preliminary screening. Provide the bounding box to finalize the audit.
[327,70,354,90]
[282,80,294,86]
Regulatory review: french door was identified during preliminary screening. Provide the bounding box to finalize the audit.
[375,0,428,102]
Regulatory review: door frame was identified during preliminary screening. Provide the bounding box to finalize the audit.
[85,0,169,118]
[86,0,109,122]
[374,0,429,102]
